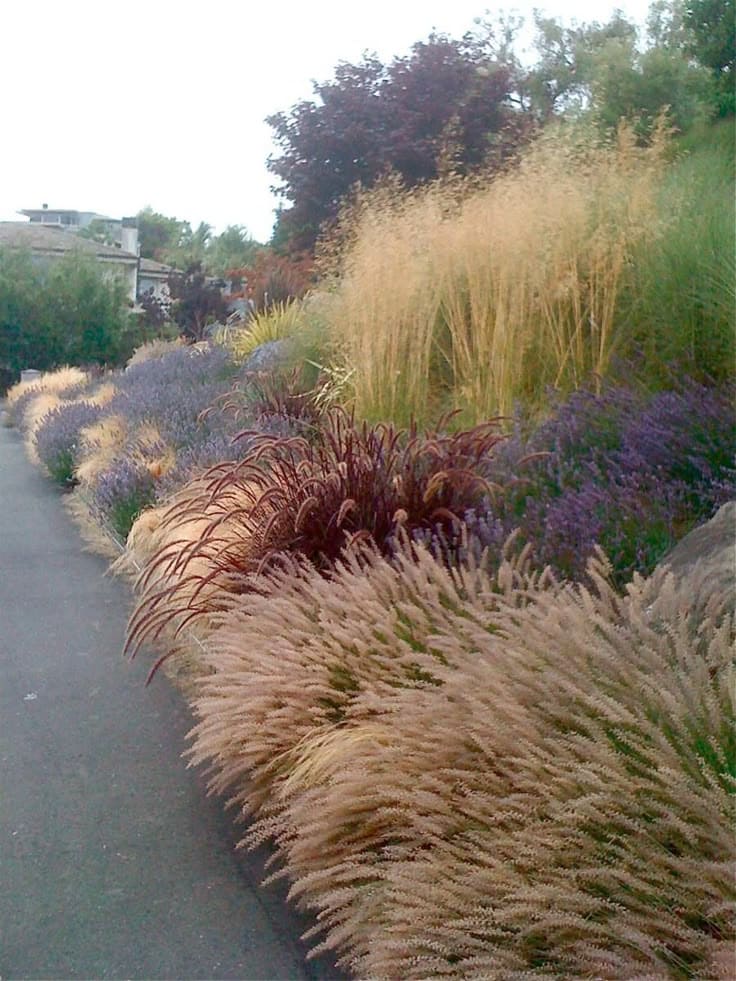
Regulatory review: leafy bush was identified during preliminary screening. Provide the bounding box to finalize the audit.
[187,538,735,977]
[0,250,148,376]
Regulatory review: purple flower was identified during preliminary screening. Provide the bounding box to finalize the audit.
[448,377,736,587]
[34,400,103,485]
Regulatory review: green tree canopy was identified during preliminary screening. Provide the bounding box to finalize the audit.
[136,207,191,261]
[684,0,735,114]
[525,4,717,136]
[0,249,144,382]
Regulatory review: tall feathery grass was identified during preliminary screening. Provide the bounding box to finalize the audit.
[187,537,735,977]
[322,122,670,426]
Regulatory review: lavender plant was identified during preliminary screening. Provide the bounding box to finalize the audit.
[34,400,104,485]
[13,378,93,435]
[91,458,157,542]
[80,342,296,539]
[450,378,736,588]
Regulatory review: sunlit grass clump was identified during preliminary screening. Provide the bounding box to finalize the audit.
[225,300,305,361]
[187,537,735,977]
[322,122,672,425]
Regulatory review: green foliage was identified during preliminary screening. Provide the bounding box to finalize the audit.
[621,121,735,381]
[205,225,262,276]
[527,6,716,137]
[589,38,715,136]
[45,448,76,485]
[0,249,144,378]
[525,2,728,136]
[526,11,638,119]
[164,221,213,270]
[108,485,157,541]
[136,207,190,261]
[76,217,120,247]
[684,0,736,114]
[137,207,264,276]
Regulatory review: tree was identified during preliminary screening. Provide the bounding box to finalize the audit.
[206,225,263,276]
[167,262,228,341]
[684,0,735,114]
[525,6,716,136]
[588,36,714,135]
[267,31,527,255]
[77,217,120,247]
[136,207,191,261]
[524,12,638,120]
[0,249,143,381]
[228,249,314,312]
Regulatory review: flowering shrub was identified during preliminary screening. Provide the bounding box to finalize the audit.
[109,343,237,446]
[34,400,104,485]
[74,344,255,538]
[4,366,90,428]
[452,378,736,587]
[91,457,157,542]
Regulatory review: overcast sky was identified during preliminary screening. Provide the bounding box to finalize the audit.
[1,0,652,242]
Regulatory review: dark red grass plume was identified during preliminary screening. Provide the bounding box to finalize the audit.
[126,408,507,676]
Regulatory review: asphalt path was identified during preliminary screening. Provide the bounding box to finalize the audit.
[0,421,342,981]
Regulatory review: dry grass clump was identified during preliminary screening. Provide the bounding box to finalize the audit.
[5,365,88,410]
[188,540,734,977]
[74,413,174,489]
[5,365,90,439]
[125,336,184,368]
[129,422,177,481]
[324,122,668,425]
[84,381,117,407]
[63,490,129,563]
[122,475,264,678]
[74,414,128,485]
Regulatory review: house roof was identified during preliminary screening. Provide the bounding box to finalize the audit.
[139,256,176,276]
[0,222,137,263]
[19,208,117,222]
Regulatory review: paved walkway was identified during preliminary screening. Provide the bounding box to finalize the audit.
[0,422,341,980]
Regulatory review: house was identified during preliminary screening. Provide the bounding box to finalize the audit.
[19,205,116,232]
[138,256,176,307]
[0,221,139,301]
[0,211,178,307]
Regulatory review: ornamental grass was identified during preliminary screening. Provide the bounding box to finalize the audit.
[5,364,88,418]
[323,121,668,426]
[125,409,505,667]
[187,538,735,978]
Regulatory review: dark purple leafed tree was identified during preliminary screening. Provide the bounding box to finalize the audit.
[267,31,529,255]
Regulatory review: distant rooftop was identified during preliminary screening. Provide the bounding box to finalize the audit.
[0,222,137,261]
[19,208,119,228]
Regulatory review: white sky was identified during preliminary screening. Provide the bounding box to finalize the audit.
[0,0,652,242]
